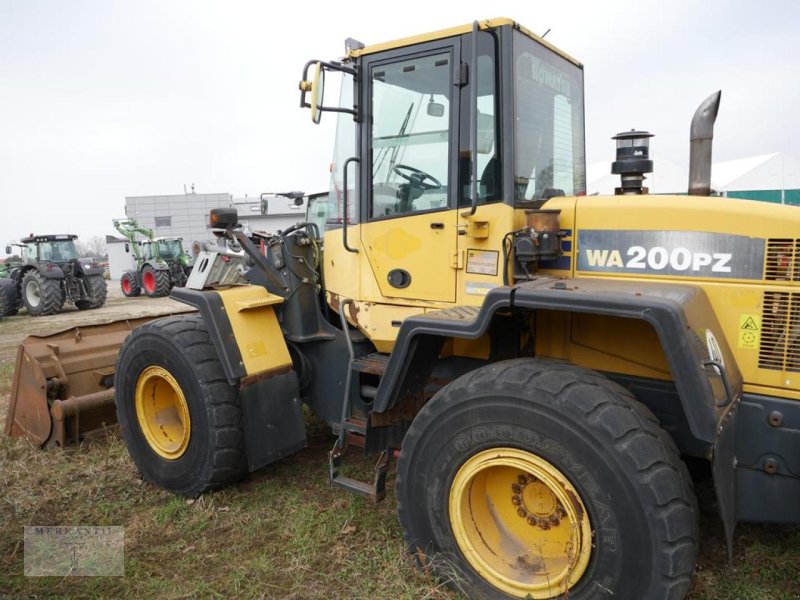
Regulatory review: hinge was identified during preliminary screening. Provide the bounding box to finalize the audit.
[450,249,464,269]
[454,63,468,86]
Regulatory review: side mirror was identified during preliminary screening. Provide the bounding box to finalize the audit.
[299,59,357,123]
[310,62,325,124]
[4,245,10,255]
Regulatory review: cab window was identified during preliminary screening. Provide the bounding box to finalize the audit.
[370,52,452,219]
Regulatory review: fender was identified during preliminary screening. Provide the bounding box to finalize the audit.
[36,264,65,279]
[143,259,170,272]
[375,276,741,445]
[81,266,105,277]
[170,286,292,385]
[374,276,742,544]
[170,285,305,471]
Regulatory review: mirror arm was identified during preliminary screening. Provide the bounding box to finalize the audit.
[299,60,358,117]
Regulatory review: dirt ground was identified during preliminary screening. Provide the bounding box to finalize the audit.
[0,281,194,364]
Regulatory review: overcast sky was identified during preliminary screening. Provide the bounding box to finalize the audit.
[2,0,799,246]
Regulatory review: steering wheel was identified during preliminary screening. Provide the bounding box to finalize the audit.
[392,164,443,190]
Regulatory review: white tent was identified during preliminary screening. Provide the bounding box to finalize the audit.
[712,152,800,194]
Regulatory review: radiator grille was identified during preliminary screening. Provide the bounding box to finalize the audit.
[759,292,800,372]
[764,238,800,281]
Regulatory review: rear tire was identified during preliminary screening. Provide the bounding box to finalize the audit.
[0,278,20,316]
[121,271,141,297]
[396,358,698,600]
[21,270,63,316]
[115,314,248,496]
[142,266,171,298]
[75,275,107,310]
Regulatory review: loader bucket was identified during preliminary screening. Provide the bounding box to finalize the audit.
[4,317,159,448]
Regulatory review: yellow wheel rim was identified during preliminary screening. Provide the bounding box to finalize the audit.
[449,448,592,598]
[134,366,191,459]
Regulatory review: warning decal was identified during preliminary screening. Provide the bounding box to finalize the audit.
[738,314,761,350]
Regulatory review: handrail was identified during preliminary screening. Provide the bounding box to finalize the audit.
[342,157,360,253]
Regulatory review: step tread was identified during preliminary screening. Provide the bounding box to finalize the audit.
[351,353,390,375]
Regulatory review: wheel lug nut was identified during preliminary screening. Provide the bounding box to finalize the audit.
[549,514,560,527]
[517,507,527,518]
[511,483,522,494]
[517,474,528,485]
[527,515,538,526]
[539,519,551,531]
[511,495,522,506]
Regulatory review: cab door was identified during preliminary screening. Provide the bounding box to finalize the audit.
[360,40,460,303]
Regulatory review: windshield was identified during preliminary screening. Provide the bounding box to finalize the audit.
[513,31,585,203]
[157,240,182,258]
[37,240,78,262]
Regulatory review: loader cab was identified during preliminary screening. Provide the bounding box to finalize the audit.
[302,19,585,306]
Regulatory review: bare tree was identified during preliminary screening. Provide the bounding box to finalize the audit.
[75,235,108,258]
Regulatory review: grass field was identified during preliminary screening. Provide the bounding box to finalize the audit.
[1,323,799,598]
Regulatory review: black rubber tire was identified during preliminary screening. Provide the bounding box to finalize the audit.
[396,358,698,600]
[75,275,108,310]
[142,266,171,298]
[0,278,19,316]
[21,270,64,316]
[115,314,248,497]
[120,271,141,297]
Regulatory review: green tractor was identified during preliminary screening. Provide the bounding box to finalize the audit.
[113,218,194,298]
[2,234,107,316]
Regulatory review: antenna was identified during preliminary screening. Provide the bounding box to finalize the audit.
[541,28,551,39]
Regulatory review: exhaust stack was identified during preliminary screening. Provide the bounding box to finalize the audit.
[688,90,722,196]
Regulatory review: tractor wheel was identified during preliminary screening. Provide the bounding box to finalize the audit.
[21,270,64,316]
[396,358,698,600]
[121,271,141,297]
[75,275,108,310]
[142,266,171,298]
[115,314,247,496]
[0,278,20,316]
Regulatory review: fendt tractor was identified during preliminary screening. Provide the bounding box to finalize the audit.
[6,18,800,599]
[1,234,107,316]
[113,218,194,298]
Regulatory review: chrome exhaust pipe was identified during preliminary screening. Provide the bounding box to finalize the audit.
[688,90,721,196]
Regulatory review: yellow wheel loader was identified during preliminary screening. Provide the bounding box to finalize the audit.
[7,17,800,599]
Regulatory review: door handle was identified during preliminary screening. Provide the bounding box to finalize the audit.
[430,222,445,229]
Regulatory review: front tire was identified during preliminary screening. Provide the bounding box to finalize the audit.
[121,271,141,297]
[115,314,248,496]
[0,278,20,316]
[75,275,107,310]
[142,266,171,298]
[396,358,698,600]
[21,270,63,316]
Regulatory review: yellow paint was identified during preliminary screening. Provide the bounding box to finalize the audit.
[449,448,592,598]
[321,189,800,404]
[348,18,582,67]
[216,286,292,377]
[361,210,458,302]
[135,366,191,460]
[744,383,800,401]
[338,300,426,353]
[738,313,761,350]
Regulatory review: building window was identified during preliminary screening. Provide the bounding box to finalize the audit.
[154,216,172,227]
